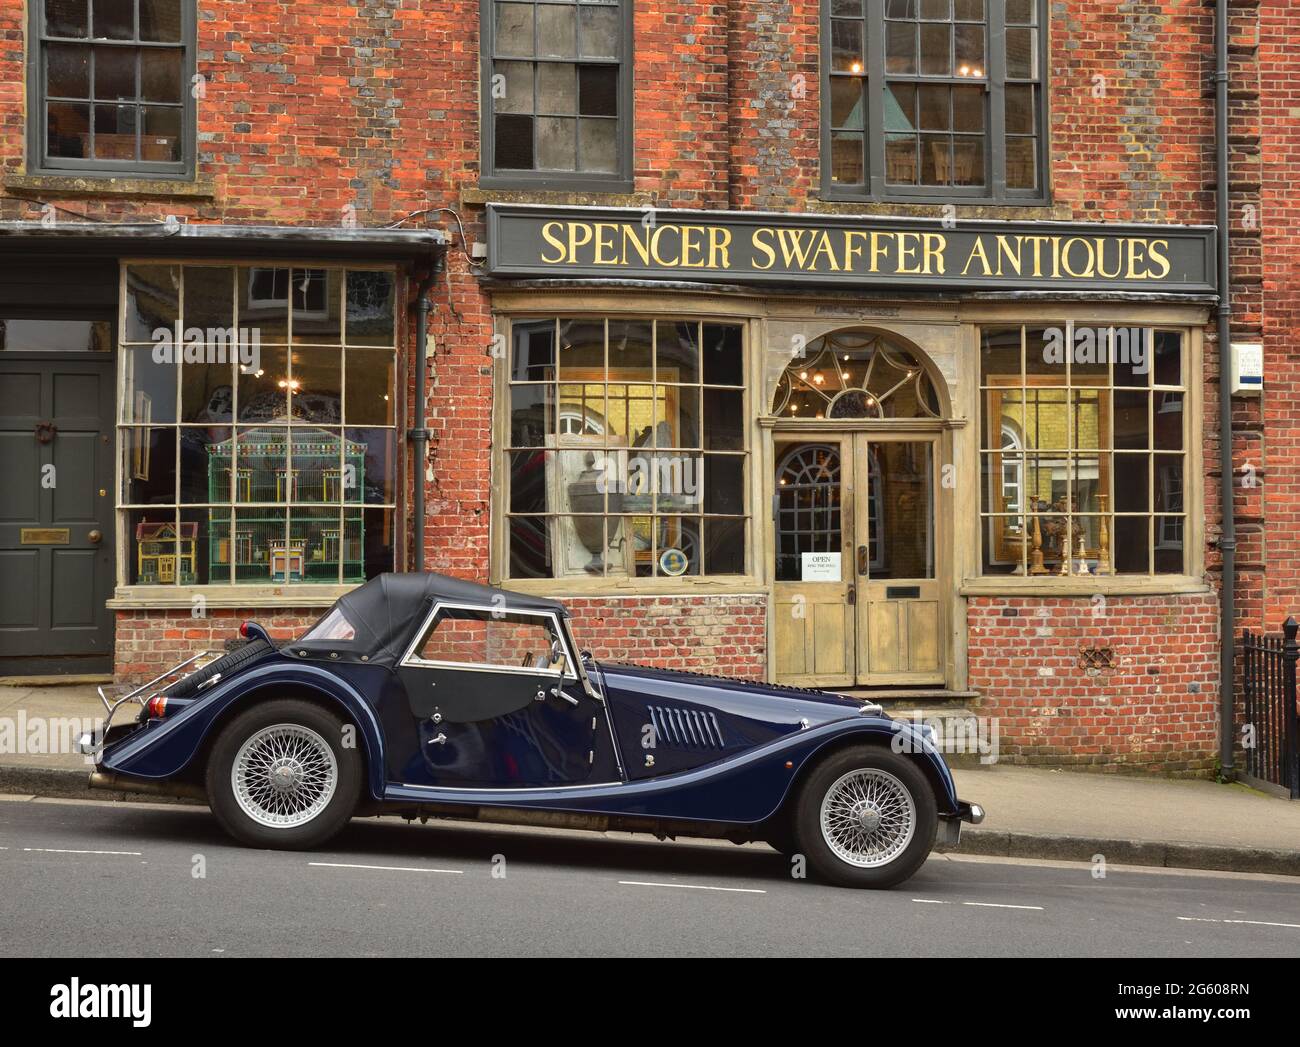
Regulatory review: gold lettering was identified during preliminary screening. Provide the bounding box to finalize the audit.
[961,237,993,277]
[540,221,566,264]
[924,233,947,275]
[1061,237,1096,278]
[810,231,842,272]
[567,222,594,264]
[751,228,777,270]
[995,235,1023,277]
[650,225,679,267]
[593,223,619,265]
[708,226,732,270]
[1094,237,1122,280]
[679,225,706,268]
[621,224,651,267]
[897,232,922,275]
[1125,238,1149,280]
[776,228,818,269]
[870,231,895,273]
[1147,239,1171,279]
[844,231,868,271]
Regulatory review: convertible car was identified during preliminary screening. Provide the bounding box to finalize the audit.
[82,573,983,888]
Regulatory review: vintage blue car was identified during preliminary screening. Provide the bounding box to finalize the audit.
[83,572,983,888]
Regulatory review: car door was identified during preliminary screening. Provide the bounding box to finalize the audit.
[395,603,612,788]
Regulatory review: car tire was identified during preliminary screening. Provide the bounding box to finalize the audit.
[166,638,273,700]
[206,699,361,850]
[792,744,937,889]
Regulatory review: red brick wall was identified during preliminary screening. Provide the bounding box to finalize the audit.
[115,609,318,684]
[968,595,1220,775]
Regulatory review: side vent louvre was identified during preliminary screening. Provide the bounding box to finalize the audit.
[647,705,725,750]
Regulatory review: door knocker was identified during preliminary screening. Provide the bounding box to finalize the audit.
[34,421,57,444]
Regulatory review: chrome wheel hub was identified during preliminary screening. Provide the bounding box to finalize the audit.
[232,723,338,829]
[819,767,917,869]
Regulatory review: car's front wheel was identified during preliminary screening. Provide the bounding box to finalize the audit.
[793,745,937,889]
[206,699,361,849]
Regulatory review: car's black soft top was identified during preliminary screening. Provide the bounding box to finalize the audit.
[293,572,567,667]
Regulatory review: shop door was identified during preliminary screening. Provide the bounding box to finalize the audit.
[0,355,115,675]
[772,434,943,688]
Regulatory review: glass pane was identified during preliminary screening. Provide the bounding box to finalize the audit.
[656,321,699,384]
[509,449,549,513]
[92,102,132,158]
[920,133,948,185]
[702,323,743,385]
[579,4,619,59]
[578,117,617,172]
[121,428,175,504]
[955,0,984,19]
[886,82,916,129]
[94,0,134,40]
[873,442,933,579]
[494,113,534,169]
[920,0,949,17]
[239,267,290,342]
[290,269,339,343]
[180,350,234,424]
[1154,330,1183,386]
[46,0,89,37]
[953,85,982,130]
[537,116,576,169]
[651,517,702,577]
[831,131,864,184]
[608,318,653,371]
[578,65,617,116]
[345,271,395,346]
[183,265,234,330]
[1006,27,1037,79]
[954,24,984,73]
[237,345,288,422]
[232,508,287,583]
[703,389,744,451]
[537,61,576,114]
[179,426,231,503]
[1154,517,1184,574]
[495,2,535,57]
[47,43,91,97]
[494,60,533,113]
[831,19,864,72]
[833,0,864,15]
[139,0,182,42]
[344,349,395,426]
[140,48,181,102]
[1006,83,1035,134]
[557,318,604,374]
[980,328,1021,383]
[95,45,136,99]
[918,84,949,130]
[885,134,917,184]
[830,77,864,129]
[952,136,984,186]
[1155,455,1183,513]
[1113,454,1149,512]
[663,385,700,449]
[886,0,916,17]
[1024,389,1068,450]
[125,264,179,342]
[1005,135,1037,190]
[1154,393,1183,450]
[46,101,90,158]
[919,24,951,76]
[537,2,575,58]
[703,517,744,575]
[129,509,181,583]
[140,104,180,161]
[512,318,556,381]
[704,454,743,515]
[290,347,341,424]
[1006,0,1035,24]
[1113,328,1152,387]
[1113,390,1149,450]
[347,428,396,505]
[1112,516,1150,574]
[510,386,553,448]
[886,21,915,74]
[509,515,554,578]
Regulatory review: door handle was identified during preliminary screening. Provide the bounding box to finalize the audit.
[551,685,579,707]
[847,584,856,606]
[857,545,869,576]
[88,529,102,544]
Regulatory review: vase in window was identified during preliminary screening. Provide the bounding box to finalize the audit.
[567,452,625,573]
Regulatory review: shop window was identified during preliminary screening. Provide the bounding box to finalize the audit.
[506,317,748,579]
[823,0,1046,202]
[979,324,1188,576]
[32,0,194,176]
[482,0,632,189]
[118,264,398,587]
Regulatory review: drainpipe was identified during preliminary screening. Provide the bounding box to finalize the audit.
[1215,0,1236,777]
[409,265,437,572]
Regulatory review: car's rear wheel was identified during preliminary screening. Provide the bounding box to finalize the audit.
[206,699,361,849]
[793,745,937,889]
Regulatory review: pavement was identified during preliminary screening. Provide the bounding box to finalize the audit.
[2,795,1300,957]
[2,683,1299,878]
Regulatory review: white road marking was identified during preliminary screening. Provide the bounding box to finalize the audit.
[21,847,142,856]
[1178,916,1300,930]
[912,898,1044,911]
[619,880,766,895]
[912,898,949,904]
[309,861,462,875]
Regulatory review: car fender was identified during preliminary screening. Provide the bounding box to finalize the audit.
[99,663,388,801]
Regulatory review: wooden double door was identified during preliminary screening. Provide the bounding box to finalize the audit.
[773,432,944,688]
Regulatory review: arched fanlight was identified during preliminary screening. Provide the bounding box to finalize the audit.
[772,331,941,420]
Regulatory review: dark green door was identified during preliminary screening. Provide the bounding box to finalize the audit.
[0,353,115,675]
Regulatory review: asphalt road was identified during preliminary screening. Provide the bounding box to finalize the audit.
[2,795,1298,958]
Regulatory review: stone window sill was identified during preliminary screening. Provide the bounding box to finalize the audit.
[461,185,651,209]
[960,575,1212,598]
[108,584,354,611]
[4,173,216,199]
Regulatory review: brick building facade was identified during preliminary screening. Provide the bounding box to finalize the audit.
[0,0,1291,776]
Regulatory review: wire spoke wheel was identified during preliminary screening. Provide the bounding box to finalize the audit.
[818,767,917,869]
[231,723,338,829]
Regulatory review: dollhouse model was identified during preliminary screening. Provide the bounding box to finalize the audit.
[206,425,367,583]
[136,521,198,584]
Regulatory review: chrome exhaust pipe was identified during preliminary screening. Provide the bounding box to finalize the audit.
[88,771,206,802]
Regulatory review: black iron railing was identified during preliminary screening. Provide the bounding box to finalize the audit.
[1240,617,1300,799]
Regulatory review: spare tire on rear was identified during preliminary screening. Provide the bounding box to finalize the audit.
[165,638,273,699]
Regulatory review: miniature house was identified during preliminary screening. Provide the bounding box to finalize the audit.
[206,425,366,583]
[136,520,198,585]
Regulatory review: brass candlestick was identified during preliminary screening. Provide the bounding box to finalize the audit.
[1097,494,1112,575]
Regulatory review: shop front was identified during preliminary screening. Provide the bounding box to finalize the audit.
[484,206,1220,770]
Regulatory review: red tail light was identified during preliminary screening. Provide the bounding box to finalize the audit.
[147,695,167,719]
[239,620,252,638]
